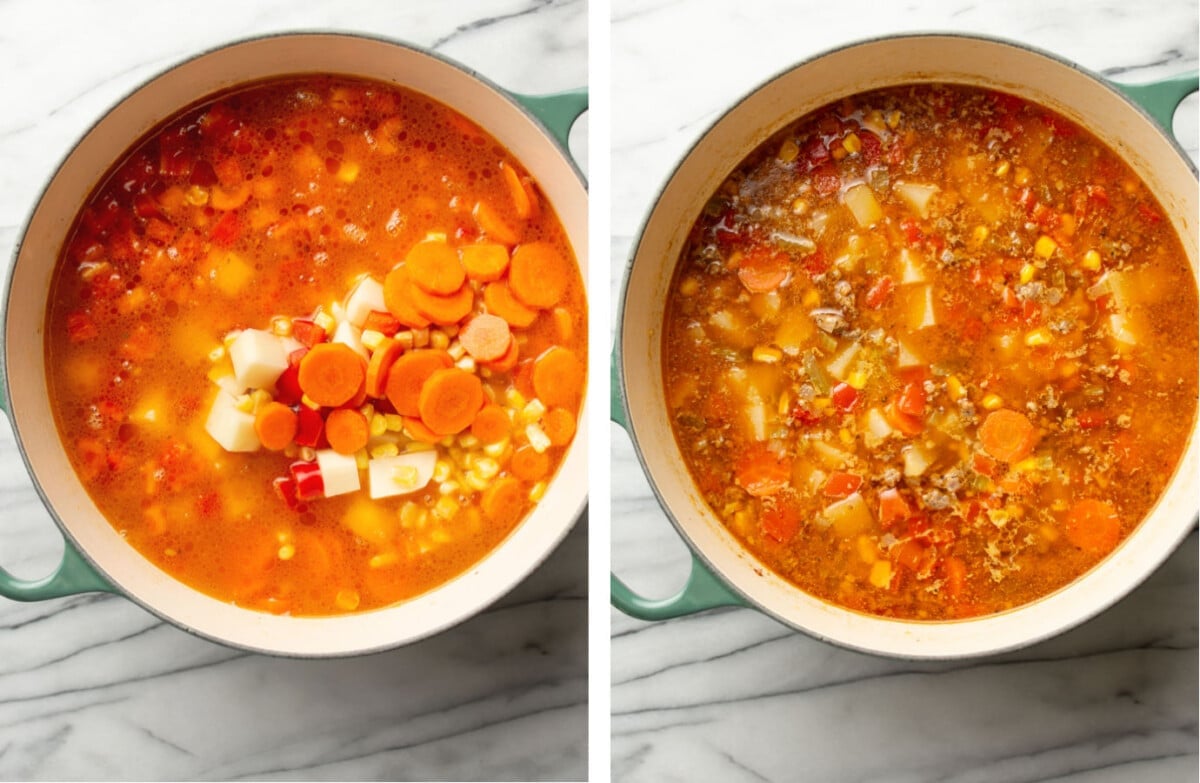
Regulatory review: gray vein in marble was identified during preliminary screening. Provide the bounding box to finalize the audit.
[430,0,564,50]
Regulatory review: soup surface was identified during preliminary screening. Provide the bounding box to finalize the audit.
[47,76,585,616]
[662,83,1196,620]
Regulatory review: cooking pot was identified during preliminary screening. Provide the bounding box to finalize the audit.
[612,33,1197,659]
[1,32,588,657]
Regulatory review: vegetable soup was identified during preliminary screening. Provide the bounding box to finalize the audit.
[46,76,585,616]
[662,84,1197,620]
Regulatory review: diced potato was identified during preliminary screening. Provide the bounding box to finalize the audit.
[862,407,894,448]
[707,308,756,349]
[895,339,924,368]
[825,341,861,380]
[343,496,397,546]
[205,250,254,296]
[907,285,937,331]
[811,440,853,470]
[205,391,260,452]
[823,492,874,538]
[898,247,927,284]
[894,182,939,219]
[902,444,933,477]
[775,307,816,355]
[843,184,883,227]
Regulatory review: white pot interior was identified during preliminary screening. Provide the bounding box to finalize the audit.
[622,34,1198,658]
[7,34,588,656]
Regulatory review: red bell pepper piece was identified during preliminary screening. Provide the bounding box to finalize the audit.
[289,461,324,501]
[291,319,326,348]
[294,407,325,448]
[362,310,401,337]
[822,471,863,499]
[273,476,302,510]
[831,382,860,413]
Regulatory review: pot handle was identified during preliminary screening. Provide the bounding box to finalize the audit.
[1116,71,1198,133]
[510,88,589,156]
[609,343,746,619]
[0,392,116,600]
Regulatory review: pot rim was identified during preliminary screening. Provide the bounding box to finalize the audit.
[618,31,1199,659]
[4,30,588,657]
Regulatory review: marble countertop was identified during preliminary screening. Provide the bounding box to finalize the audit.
[610,1,1198,782]
[0,0,587,780]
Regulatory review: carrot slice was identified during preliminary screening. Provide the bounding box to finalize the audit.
[482,335,520,373]
[501,162,532,220]
[473,200,521,246]
[403,416,444,444]
[459,314,512,362]
[1063,499,1122,554]
[511,445,550,481]
[736,249,788,293]
[408,281,474,325]
[979,408,1037,463]
[543,407,576,447]
[471,404,511,444]
[346,375,369,409]
[509,242,570,309]
[418,367,484,435]
[382,265,432,329]
[405,240,465,295]
[461,243,510,282]
[365,337,405,398]
[325,408,370,455]
[483,279,538,328]
[481,475,525,527]
[532,346,584,410]
[254,402,298,451]
[298,343,366,407]
[734,445,791,498]
[513,358,537,400]
[384,349,454,417]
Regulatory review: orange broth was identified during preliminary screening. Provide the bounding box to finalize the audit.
[45,76,585,616]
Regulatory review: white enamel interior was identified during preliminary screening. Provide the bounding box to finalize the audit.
[7,34,588,656]
[622,35,1198,659]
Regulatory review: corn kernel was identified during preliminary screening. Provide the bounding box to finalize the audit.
[330,302,346,322]
[1012,457,1041,473]
[778,138,800,162]
[234,394,254,413]
[369,414,388,438]
[370,442,400,459]
[433,459,452,483]
[505,389,527,410]
[207,344,226,362]
[886,111,901,129]
[1024,327,1052,347]
[802,289,821,308]
[483,438,510,459]
[412,327,430,348]
[675,275,700,298]
[354,449,369,470]
[752,345,783,364]
[299,446,316,462]
[335,589,360,612]
[455,356,476,373]
[301,394,321,411]
[1080,249,1102,271]
[529,481,547,503]
[385,413,405,432]
[185,185,209,206]
[856,535,878,564]
[946,375,964,400]
[433,495,460,520]
[277,544,295,561]
[522,398,548,423]
[791,198,809,215]
[1014,166,1032,186]
[439,479,461,496]
[980,393,1004,410]
[391,464,422,491]
[842,133,862,154]
[430,330,450,351]
[868,560,893,589]
[394,331,415,350]
[846,369,868,390]
[838,428,854,445]
[447,341,466,361]
[271,316,292,337]
[1058,360,1079,378]
[475,457,500,479]
[464,472,491,492]
[369,551,398,569]
[1019,263,1037,284]
[361,329,385,352]
[972,226,989,244]
[526,423,552,453]
[1034,236,1057,259]
[314,311,336,332]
